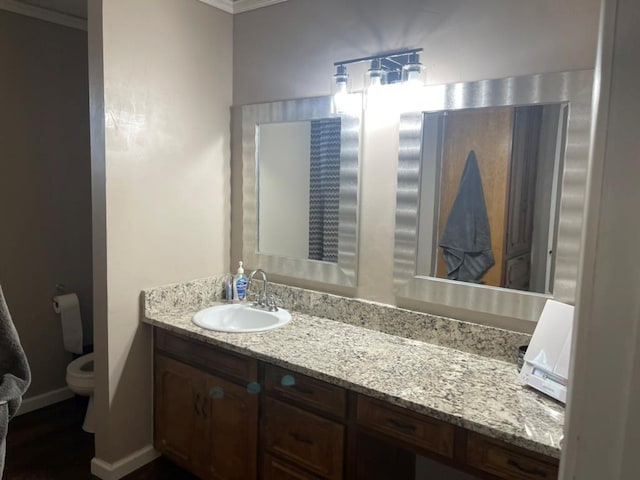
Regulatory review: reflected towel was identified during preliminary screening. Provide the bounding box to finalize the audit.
[0,285,31,477]
[439,150,495,282]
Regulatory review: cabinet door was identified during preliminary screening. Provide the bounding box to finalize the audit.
[205,374,258,480]
[154,354,211,478]
[263,397,344,479]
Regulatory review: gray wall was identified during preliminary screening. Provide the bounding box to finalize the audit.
[233,0,599,106]
[0,11,92,399]
[231,0,600,331]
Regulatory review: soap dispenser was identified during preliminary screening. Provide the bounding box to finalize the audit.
[233,261,248,302]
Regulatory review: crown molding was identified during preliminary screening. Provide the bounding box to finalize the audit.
[198,0,234,14]
[0,0,87,30]
[198,0,289,14]
[233,0,289,14]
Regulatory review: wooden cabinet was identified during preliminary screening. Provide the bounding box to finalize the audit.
[263,453,323,480]
[155,355,212,478]
[357,396,455,459]
[262,397,345,479]
[262,366,347,479]
[154,331,258,479]
[153,328,559,480]
[264,364,346,418]
[466,432,559,480]
[203,374,258,479]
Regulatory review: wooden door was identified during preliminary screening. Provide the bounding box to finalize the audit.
[505,106,542,258]
[436,107,514,286]
[154,354,211,478]
[204,374,258,480]
[503,106,543,290]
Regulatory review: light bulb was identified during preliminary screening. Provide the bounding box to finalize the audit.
[332,65,350,114]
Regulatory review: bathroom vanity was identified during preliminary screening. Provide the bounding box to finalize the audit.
[144,280,563,480]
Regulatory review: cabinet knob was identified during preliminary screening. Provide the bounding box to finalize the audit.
[281,374,295,387]
[246,381,262,395]
[209,386,224,399]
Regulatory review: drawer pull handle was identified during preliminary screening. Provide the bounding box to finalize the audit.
[194,393,201,417]
[387,418,416,432]
[289,431,314,445]
[507,459,547,477]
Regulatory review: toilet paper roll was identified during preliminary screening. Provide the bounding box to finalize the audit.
[53,293,83,354]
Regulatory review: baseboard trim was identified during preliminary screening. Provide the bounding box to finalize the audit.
[16,386,74,416]
[91,445,160,480]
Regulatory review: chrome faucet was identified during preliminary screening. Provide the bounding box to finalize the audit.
[247,269,278,311]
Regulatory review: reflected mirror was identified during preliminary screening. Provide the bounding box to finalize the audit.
[243,95,361,287]
[394,70,593,322]
[416,104,566,294]
[257,118,342,263]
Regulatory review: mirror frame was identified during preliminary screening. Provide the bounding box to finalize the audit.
[393,70,593,322]
[242,95,361,287]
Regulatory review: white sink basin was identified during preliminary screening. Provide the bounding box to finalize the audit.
[192,303,291,333]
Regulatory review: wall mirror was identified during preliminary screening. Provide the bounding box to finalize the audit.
[242,95,361,287]
[393,70,593,322]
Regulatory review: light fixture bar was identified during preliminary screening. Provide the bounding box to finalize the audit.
[333,48,423,68]
[332,48,425,113]
[334,48,423,87]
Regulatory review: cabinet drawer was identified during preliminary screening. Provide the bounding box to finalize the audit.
[263,397,344,479]
[357,395,455,459]
[263,454,323,480]
[466,432,559,480]
[265,365,346,418]
[155,329,257,383]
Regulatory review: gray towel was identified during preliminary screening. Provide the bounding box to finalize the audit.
[0,285,31,477]
[439,150,495,282]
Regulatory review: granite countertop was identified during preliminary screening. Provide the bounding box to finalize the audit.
[143,302,564,459]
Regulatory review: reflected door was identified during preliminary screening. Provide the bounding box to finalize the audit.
[436,107,514,287]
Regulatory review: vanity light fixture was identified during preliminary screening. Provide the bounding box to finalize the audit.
[332,48,425,111]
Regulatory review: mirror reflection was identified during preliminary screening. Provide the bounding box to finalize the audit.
[257,117,342,263]
[417,104,567,293]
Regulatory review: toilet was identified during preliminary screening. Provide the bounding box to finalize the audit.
[66,353,95,433]
[54,292,95,433]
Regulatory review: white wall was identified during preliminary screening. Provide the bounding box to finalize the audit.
[258,121,310,259]
[89,0,232,472]
[561,0,640,478]
[231,0,600,331]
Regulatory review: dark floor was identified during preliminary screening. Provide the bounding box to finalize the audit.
[4,398,195,479]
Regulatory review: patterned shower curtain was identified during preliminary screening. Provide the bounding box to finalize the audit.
[308,118,341,262]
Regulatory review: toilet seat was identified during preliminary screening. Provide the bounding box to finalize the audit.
[66,353,95,393]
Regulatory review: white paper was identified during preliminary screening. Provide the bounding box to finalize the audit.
[53,293,83,354]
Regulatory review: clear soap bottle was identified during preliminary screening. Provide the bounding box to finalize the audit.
[233,261,248,302]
